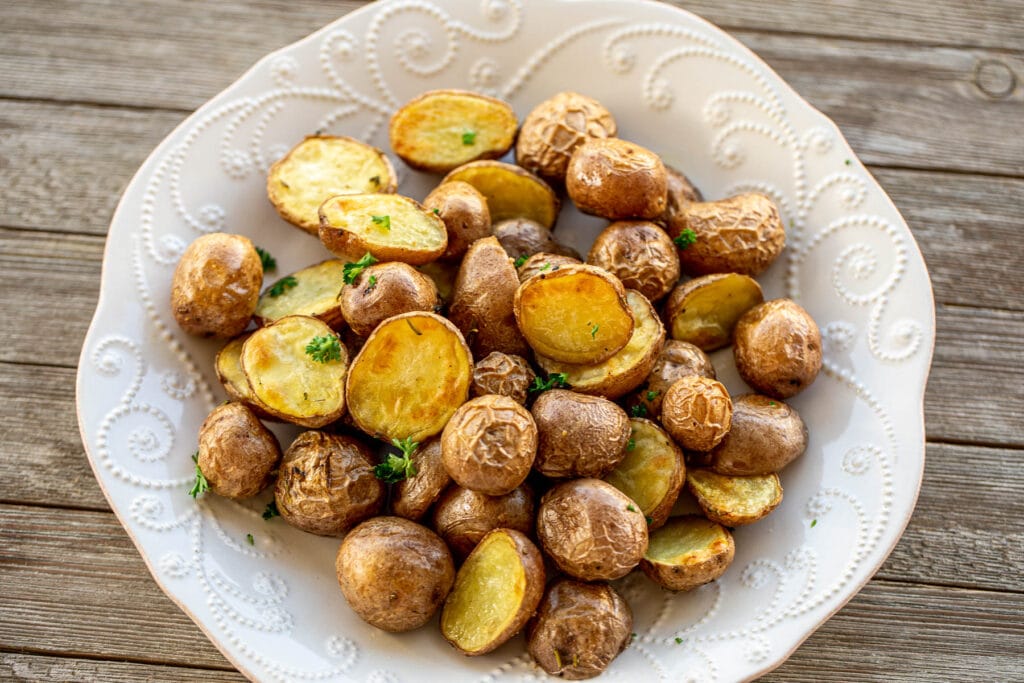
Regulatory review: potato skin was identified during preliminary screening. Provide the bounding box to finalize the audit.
[214,334,278,421]
[423,181,491,260]
[527,579,633,680]
[700,394,808,475]
[339,261,440,337]
[661,376,733,452]
[531,390,630,479]
[663,272,764,351]
[171,233,262,338]
[659,165,704,227]
[515,91,617,184]
[537,478,648,581]
[686,469,783,527]
[274,431,384,536]
[670,193,785,276]
[734,299,822,399]
[587,221,680,302]
[493,218,582,261]
[391,438,451,521]
[566,138,667,220]
[470,352,536,405]
[197,402,281,499]
[516,252,582,283]
[640,516,735,592]
[335,516,454,632]
[627,340,715,418]
[431,483,535,560]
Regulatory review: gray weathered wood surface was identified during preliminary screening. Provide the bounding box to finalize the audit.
[1,0,1021,680]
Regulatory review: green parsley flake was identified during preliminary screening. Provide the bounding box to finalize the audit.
[188,452,209,498]
[673,228,697,249]
[374,437,419,483]
[246,533,254,546]
[305,335,342,363]
[675,637,684,645]
[268,275,297,297]
[630,403,648,418]
[590,323,599,339]
[646,389,660,401]
[514,254,528,268]
[255,246,276,273]
[262,501,280,520]
[627,438,636,451]
[811,519,818,528]
[627,504,637,512]
[528,372,570,394]
[462,131,477,145]
[342,253,378,285]
[371,214,391,231]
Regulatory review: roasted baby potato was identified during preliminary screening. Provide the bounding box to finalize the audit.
[660,376,733,452]
[532,390,631,479]
[443,161,560,228]
[664,273,764,351]
[515,91,617,184]
[734,298,822,399]
[699,394,808,475]
[336,516,454,632]
[196,402,281,499]
[516,252,581,283]
[214,334,276,420]
[267,135,397,235]
[346,312,473,442]
[431,483,535,560]
[640,516,735,591]
[626,340,716,419]
[171,232,262,338]
[389,89,518,173]
[448,236,529,358]
[417,259,459,304]
[240,315,348,427]
[255,259,347,328]
[441,394,537,496]
[687,469,783,527]
[660,165,704,226]
[441,528,545,655]
[604,418,685,529]
[587,221,680,302]
[566,138,667,220]
[535,289,665,399]
[319,193,447,265]
[470,352,536,405]
[339,261,440,337]
[422,180,491,261]
[514,264,634,364]
[494,218,581,261]
[669,193,785,276]
[275,431,384,536]
[391,438,451,521]
[527,579,633,680]
[537,478,648,581]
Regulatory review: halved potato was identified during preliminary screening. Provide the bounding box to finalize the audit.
[255,259,346,328]
[536,289,664,398]
[604,418,685,529]
[641,515,735,591]
[440,528,545,656]
[664,273,764,351]
[686,469,783,526]
[268,135,397,235]
[214,334,277,421]
[390,89,518,173]
[319,193,447,265]
[345,312,472,442]
[240,315,348,427]
[514,264,633,364]
[443,161,560,228]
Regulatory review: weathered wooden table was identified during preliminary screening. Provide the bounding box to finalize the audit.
[2,1,1021,680]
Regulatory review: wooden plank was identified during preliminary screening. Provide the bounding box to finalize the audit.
[0,653,243,682]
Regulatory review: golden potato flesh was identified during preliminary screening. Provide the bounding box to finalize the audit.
[515,91,617,183]
[417,259,459,304]
[626,340,716,419]
[197,402,281,499]
[604,418,685,529]
[641,516,735,591]
[517,252,582,283]
[532,390,631,479]
[587,221,680,302]
[514,264,633,365]
[339,261,440,337]
[171,233,262,338]
[267,135,396,235]
[255,259,347,328]
[687,469,783,527]
[391,438,451,521]
[389,89,518,173]
[319,193,447,265]
[566,138,667,220]
[664,273,764,351]
[494,218,581,261]
[431,483,535,560]
[703,394,808,475]
[443,161,560,228]
[661,376,733,452]
[345,312,472,443]
[470,352,536,405]
[734,298,822,399]
[422,180,491,260]
[670,192,785,276]
[441,529,545,656]
[214,334,276,421]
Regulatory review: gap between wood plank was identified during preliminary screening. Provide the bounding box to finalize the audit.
[724,25,1024,56]
[0,93,194,116]
[0,645,237,674]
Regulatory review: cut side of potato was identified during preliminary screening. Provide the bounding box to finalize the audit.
[686,469,783,527]
[240,315,348,427]
[255,259,346,328]
[604,418,685,529]
[641,515,735,591]
[443,161,560,228]
[214,334,276,420]
[319,193,447,265]
[536,289,665,398]
[346,312,472,442]
[267,135,397,235]
[514,264,633,365]
[665,273,764,351]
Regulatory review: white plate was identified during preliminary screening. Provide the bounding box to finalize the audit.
[76,1,934,681]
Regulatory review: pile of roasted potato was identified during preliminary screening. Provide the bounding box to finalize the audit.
[170,88,822,679]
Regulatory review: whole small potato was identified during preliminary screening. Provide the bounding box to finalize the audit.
[197,402,281,499]
[339,261,440,337]
[515,91,617,184]
[734,299,822,399]
[670,193,785,276]
[532,390,630,479]
[423,180,491,260]
[587,220,680,302]
[493,217,582,261]
[335,516,454,632]
[274,431,384,536]
[700,394,808,475]
[537,478,648,581]
[431,483,535,560]
[471,352,536,404]
[391,438,451,521]
[527,579,633,680]
[516,252,581,283]
[171,233,262,338]
[566,138,667,220]
[659,165,704,228]
[661,376,733,452]
[441,395,537,495]
[627,340,716,418]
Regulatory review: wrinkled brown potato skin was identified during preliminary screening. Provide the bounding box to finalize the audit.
[734,299,822,399]
[566,138,667,220]
[670,193,785,276]
[441,395,538,496]
[171,233,262,338]
[661,376,733,452]
[197,402,281,499]
[431,483,535,560]
[493,218,582,261]
[274,432,384,536]
[537,478,648,581]
[516,252,581,283]
[391,438,451,521]
[532,390,630,479]
[659,165,704,229]
[515,91,617,184]
[627,340,716,418]
[335,517,454,632]
[527,579,633,680]
[697,395,808,475]
[587,221,680,302]
[471,352,536,404]
[339,261,440,337]
[423,181,492,260]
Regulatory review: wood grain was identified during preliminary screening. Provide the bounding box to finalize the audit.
[0,653,244,682]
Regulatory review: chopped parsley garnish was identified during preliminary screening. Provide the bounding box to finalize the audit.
[255,246,276,273]
[462,130,477,145]
[539,262,552,272]
[627,504,637,512]
[365,275,378,292]
[246,533,255,546]
[305,335,342,363]
[514,254,528,268]
[432,207,441,215]
[769,401,777,406]
[645,515,654,525]
[262,501,280,520]
[630,403,648,418]
[811,519,818,528]
[371,214,391,231]
[627,438,636,452]
[374,437,419,483]
[675,637,684,645]
[590,323,599,339]
[268,275,297,297]
[845,159,852,166]
[528,372,570,394]
[646,389,660,401]
[342,252,377,284]
[673,228,697,249]
[188,452,208,498]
